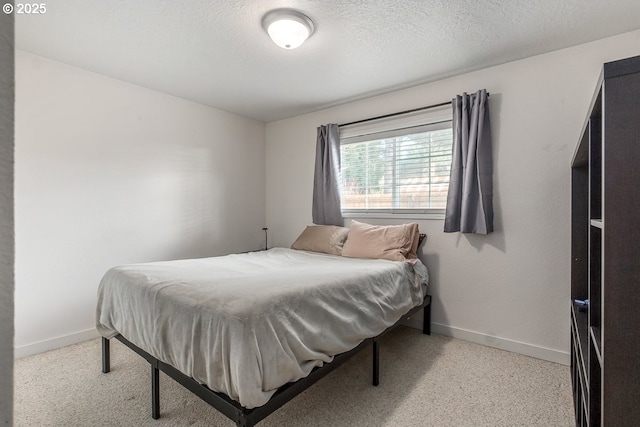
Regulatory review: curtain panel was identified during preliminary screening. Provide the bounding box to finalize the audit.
[312,123,343,226]
[444,89,493,234]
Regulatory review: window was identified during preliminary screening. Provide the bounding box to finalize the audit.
[339,107,452,218]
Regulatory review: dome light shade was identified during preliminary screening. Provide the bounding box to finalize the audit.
[262,9,315,49]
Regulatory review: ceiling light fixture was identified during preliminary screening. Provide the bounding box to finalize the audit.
[262,9,315,50]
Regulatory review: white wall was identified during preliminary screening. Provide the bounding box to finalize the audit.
[15,51,266,357]
[266,30,640,364]
[0,11,14,425]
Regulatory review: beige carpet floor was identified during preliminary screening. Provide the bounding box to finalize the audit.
[14,327,574,426]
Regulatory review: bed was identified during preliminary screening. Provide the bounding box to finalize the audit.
[97,223,431,426]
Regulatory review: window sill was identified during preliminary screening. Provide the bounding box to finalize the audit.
[342,212,445,220]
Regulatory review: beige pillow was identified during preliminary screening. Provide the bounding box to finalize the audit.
[291,225,350,255]
[341,221,420,261]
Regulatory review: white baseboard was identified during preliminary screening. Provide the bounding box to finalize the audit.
[15,328,100,359]
[15,321,571,366]
[403,317,570,366]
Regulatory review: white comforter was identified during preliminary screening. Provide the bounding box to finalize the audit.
[96,248,428,408]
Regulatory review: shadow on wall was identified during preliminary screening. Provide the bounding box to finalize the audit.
[453,224,506,253]
[406,251,443,332]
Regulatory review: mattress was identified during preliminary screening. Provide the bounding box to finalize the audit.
[96,247,428,408]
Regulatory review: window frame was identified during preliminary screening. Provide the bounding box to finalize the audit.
[339,106,453,220]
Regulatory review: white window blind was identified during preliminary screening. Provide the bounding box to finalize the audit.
[339,105,453,217]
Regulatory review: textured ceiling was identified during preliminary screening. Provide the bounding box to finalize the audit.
[15,0,640,122]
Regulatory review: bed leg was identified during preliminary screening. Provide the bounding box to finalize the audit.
[423,302,431,335]
[102,337,111,373]
[372,339,379,386]
[151,363,160,419]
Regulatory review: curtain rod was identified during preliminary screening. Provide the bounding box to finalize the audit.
[338,92,489,128]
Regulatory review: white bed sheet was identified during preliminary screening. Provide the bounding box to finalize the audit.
[96,247,428,408]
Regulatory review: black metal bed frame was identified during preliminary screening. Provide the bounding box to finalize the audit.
[102,294,431,427]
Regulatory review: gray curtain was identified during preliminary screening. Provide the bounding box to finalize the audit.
[312,124,343,226]
[444,89,493,234]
